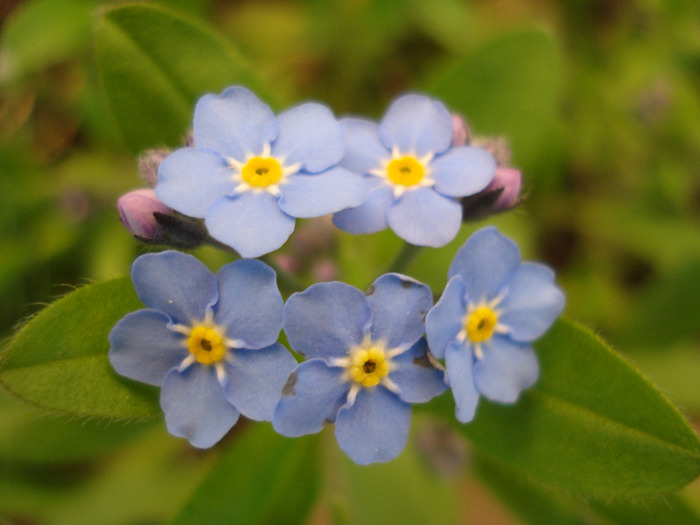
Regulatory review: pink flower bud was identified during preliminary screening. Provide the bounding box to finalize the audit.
[451,114,469,146]
[137,149,171,187]
[117,188,172,240]
[484,166,522,211]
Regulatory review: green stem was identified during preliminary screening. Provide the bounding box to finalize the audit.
[384,242,423,275]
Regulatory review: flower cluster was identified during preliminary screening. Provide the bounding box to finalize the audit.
[111,86,564,465]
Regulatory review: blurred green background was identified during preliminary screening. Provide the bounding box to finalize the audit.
[1,0,699,523]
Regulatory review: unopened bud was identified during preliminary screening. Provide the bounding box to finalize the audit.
[484,166,522,212]
[117,188,209,248]
[451,114,470,146]
[137,149,171,187]
[118,189,172,240]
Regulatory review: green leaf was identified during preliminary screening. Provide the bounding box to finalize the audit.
[95,3,267,152]
[0,278,160,419]
[0,386,152,463]
[426,29,564,169]
[172,424,320,525]
[429,318,700,497]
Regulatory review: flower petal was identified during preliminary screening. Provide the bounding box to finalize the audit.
[193,86,277,161]
[284,282,371,359]
[223,343,297,421]
[131,251,218,324]
[473,336,539,404]
[161,364,240,448]
[205,192,295,258]
[378,94,453,156]
[332,183,393,234]
[387,188,462,247]
[214,259,283,349]
[499,263,565,342]
[431,146,496,197]
[272,102,344,173]
[448,226,521,300]
[335,386,411,465]
[109,309,188,386]
[389,338,447,403]
[425,276,468,359]
[365,273,432,350]
[278,167,367,218]
[445,341,480,423]
[273,359,350,437]
[155,148,232,218]
[339,118,388,175]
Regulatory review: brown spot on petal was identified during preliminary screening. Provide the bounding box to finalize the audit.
[365,285,375,296]
[281,371,298,396]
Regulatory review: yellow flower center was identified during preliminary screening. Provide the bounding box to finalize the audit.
[187,325,226,364]
[387,156,425,186]
[349,347,390,387]
[466,306,498,343]
[241,157,283,187]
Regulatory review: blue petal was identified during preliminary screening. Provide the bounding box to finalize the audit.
[335,386,411,465]
[339,118,388,175]
[109,309,188,386]
[332,183,393,234]
[431,146,496,197]
[223,343,297,421]
[425,276,468,359]
[387,188,462,247]
[278,167,367,218]
[473,336,539,404]
[193,86,277,161]
[156,148,233,218]
[365,273,432,350]
[205,192,295,258]
[284,282,372,359]
[161,364,240,448]
[272,102,344,173]
[273,360,350,437]
[499,263,565,342]
[214,259,283,349]
[131,251,218,324]
[378,94,453,156]
[448,226,521,300]
[445,341,480,423]
[389,338,447,403]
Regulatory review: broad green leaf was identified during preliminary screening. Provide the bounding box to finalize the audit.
[429,318,700,497]
[172,424,320,525]
[0,278,160,419]
[0,386,152,463]
[474,451,700,525]
[95,3,267,152]
[472,452,595,525]
[426,29,564,170]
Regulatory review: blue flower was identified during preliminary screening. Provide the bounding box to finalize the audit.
[426,227,565,423]
[273,274,447,465]
[156,86,367,258]
[332,94,496,247]
[109,250,296,448]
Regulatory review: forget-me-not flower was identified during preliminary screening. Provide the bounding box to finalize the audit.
[426,227,565,423]
[332,94,497,247]
[273,274,447,465]
[156,86,367,258]
[109,250,296,448]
